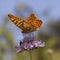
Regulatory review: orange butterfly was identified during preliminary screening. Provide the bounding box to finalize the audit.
[8,13,42,34]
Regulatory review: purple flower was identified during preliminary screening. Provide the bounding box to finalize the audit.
[15,46,23,53]
[15,33,45,53]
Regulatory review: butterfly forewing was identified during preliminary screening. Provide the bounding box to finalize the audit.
[27,14,43,30]
[27,14,37,21]
[8,14,24,29]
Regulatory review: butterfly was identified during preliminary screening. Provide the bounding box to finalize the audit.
[8,13,43,34]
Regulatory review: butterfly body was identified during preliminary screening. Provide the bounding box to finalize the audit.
[8,14,42,34]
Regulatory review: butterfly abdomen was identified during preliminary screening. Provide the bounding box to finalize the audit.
[8,14,23,28]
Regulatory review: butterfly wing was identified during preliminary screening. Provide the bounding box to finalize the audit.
[27,13,43,30]
[33,19,43,30]
[22,14,43,33]
[8,14,24,29]
[22,20,43,33]
[27,13,37,20]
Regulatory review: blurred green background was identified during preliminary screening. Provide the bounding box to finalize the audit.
[0,0,60,60]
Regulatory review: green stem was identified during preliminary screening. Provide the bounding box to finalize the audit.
[29,50,32,60]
